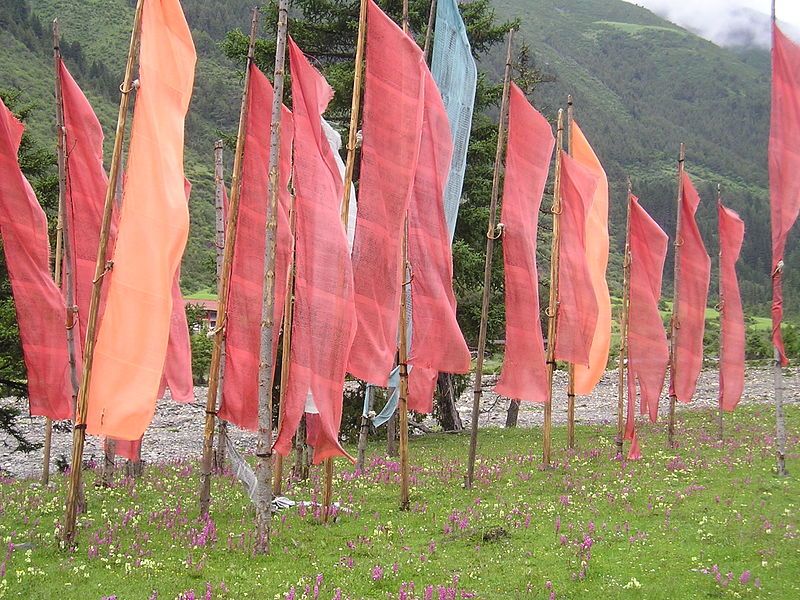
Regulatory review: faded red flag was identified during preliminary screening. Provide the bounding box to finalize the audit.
[495,84,554,403]
[86,0,196,440]
[347,0,426,385]
[719,202,746,412]
[770,24,800,365]
[406,64,472,414]
[218,65,293,431]
[59,59,110,368]
[554,152,599,367]
[671,172,710,403]
[0,99,72,420]
[626,194,669,459]
[273,39,356,463]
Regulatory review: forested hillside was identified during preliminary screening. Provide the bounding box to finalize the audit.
[0,0,793,317]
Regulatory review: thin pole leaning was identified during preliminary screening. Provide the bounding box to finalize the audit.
[616,180,633,458]
[62,0,144,545]
[397,0,412,513]
[254,0,290,554]
[565,94,576,451]
[347,0,370,475]
[199,8,260,517]
[543,110,566,468]
[273,188,296,496]
[770,0,788,477]
[465,29,515,489]
[212,139,228,471]
[668,143,686,448]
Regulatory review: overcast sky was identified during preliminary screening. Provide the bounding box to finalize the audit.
[622,0,800,46]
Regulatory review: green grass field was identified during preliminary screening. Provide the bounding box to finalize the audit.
[0,406,797,599]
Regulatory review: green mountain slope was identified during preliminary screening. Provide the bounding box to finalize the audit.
[492,0,783,310]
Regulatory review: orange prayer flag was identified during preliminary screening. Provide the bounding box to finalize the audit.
[87,0,196,440]
[570,122,611,395]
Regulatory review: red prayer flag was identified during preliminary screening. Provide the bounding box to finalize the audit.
[218,65,293,431]
[554,152,599,367]
[718,202,746,412]
[114,436,143,461]
[626,194,669,456]
[59,59,110,369]
[0,100,72,420]
[495,84,554,403]
[87,0,195,440]
[347,0,426,385]
[406,64,471,414]
[163,269,194,402]
[770,24,800,365]
[273,39,356,463]
[671,172,710,403]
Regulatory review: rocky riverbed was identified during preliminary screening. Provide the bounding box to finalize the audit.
[1,366,797,479]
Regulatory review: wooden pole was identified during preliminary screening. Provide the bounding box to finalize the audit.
[212,139,229,471]
[396,0,413,514]
[341,0,367,224]
[465,29,514,489]
[770,0,788,477]
[422,0,437,61]
[254,0,290,554]
[348,0,371,472]
[668,143,685,448]
[62,0,144,545]
[543,110,566,468]
[273,188,297,496]
[716,184,724,442]
[617,179,633,458]
[565,95,576,451]
[199,9,259,517]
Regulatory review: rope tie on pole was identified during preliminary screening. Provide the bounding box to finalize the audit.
[92,261,114,284]
[119,79,140,94]
[487,222,504,240]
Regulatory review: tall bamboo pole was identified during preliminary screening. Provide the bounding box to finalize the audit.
[565,95,576,451]
[347,0,370,472]
[543,110,566,468]
[273,192,296,496]
[616,180,633,458]
[396,0,413,513]
[62,0,144,544]
[422,0,437,61]
[254,0,290,554]
[325,0,370,521]
[667,143,685,448]
[716,184,725,442]
[199,9,260,517]
[212,140,228,471]
[465,29,514,489]
[770,0,788,477]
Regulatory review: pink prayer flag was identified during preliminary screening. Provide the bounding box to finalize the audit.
[718,202,746,412]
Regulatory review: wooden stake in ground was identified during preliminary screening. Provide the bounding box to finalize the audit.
[254,0,290,554]
[667,143,686,448]
[616,179,633,458]
[62,0,144,545]
[565,95,576,451]
[273,191,297,496]
[465,29,514,489]
[212,139,229,471]
[543,109,566,468]
[198,9,260,517]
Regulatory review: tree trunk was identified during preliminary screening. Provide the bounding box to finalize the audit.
[505,400,520,428]
[435,373,463,432]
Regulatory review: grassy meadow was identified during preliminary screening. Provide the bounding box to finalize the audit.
[0,405,798,599]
